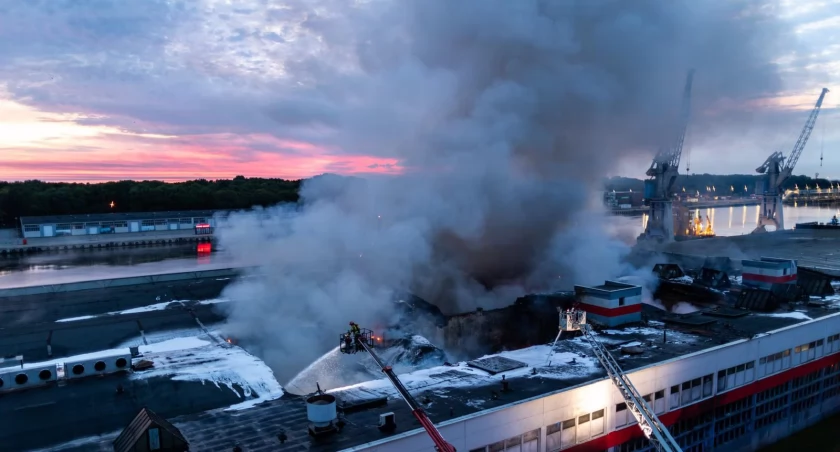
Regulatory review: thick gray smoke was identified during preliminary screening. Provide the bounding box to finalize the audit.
[216,0,791,383]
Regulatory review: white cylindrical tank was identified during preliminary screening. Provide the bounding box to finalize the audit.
[306,394,337,427]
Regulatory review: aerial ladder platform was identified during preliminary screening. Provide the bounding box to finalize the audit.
[340,325,457,452]
[556,309,683,452]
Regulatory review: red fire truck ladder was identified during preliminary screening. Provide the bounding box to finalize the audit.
[340,328,457,452]
[581,323,682,452]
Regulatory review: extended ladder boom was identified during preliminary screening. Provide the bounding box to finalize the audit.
[359,340,457,452]
[581,325,682,452]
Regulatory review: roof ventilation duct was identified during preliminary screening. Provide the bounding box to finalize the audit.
[306,382,339,437]
[0,364,58,393]
[65,352,132,380]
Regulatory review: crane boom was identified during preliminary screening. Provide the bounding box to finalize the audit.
[753,88,829,233]
[581,324,682,452]
[640,69,695,242]
[340,328,456,452]
[783,87,829,176]
[668,68,695,172]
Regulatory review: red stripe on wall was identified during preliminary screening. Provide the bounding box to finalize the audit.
[742,273,797,283]
[564,351,840,452]
[579,303,642,318]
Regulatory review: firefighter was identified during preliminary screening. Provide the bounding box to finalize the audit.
[343,333,352,353]
[349,321,361,336]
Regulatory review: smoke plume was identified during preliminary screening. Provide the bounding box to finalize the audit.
[216,0,791,383]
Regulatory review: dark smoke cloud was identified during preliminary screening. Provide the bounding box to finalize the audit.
[217,0,795,383]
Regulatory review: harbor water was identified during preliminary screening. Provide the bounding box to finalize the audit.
[615,204,840,238]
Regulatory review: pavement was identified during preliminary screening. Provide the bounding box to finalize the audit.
[0,275,240,452]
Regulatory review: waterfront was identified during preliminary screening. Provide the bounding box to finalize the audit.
[617,204,840,238]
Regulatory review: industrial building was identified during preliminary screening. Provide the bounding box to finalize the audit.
[18,210,220,239]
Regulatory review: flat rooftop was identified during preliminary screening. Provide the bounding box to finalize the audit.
[34,292,840,452]
[19,210,221,225]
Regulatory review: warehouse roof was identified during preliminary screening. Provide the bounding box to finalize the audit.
[19,210,224,225]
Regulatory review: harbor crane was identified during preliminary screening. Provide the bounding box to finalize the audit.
[753,87,829,233]
[556,309,683,452]
[640,70,695,242]
[340,326,457,452]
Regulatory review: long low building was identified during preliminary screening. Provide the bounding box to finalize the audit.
[19,210,221,239]
[29,284,840,452]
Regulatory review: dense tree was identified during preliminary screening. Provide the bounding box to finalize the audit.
[0,173,834,227]
[0,177,301,227]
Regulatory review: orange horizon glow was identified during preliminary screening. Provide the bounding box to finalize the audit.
[0,95,403,183]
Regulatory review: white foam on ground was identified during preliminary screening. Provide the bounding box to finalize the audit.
[595,325,697,345]
[28,432,120,452]
[117,327,215,348]
[1,335,284,412]
[0,336,211,373]
[54,297,230,322]
[817,294,840,308]
[133,339,285,411]
[328,344,600,403]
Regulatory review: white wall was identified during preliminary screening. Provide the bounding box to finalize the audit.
[345,312,840,452]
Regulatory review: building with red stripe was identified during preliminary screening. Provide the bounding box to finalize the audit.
[742,257,797,290]
[345,306,840,452]
[574,281,643,328]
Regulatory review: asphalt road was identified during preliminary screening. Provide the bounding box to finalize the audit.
[0,275,241,451]
[0,276,233,361]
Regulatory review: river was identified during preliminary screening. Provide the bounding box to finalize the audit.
[613,204,840,238]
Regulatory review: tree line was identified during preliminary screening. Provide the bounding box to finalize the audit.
[0,173,834,227]
[0,176,301,227]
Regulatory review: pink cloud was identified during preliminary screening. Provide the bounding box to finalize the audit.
[0,132,403,182]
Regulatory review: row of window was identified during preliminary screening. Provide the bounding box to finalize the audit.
[545,409,606,451]
[759,349,791,375]
[613,358,840,452]
[615,390,665,428]
[713,398,752,448]
[469,428,539,452]
[467,410,608,452]
[477,334,840,452]
[717,361,755,392]
[23,217,208,232]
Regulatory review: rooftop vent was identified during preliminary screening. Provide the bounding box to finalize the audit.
[306,382,339,438]
[378,412,396,432]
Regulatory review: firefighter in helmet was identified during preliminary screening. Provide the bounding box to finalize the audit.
[349,321,361,336]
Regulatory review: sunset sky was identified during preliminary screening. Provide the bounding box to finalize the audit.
[0,0,839,183]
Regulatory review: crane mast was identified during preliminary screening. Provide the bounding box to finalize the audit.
[640,70,695,242]
[340,327,457,452]
[753,87,829,233]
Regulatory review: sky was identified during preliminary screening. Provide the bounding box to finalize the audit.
[0,0,839,183]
